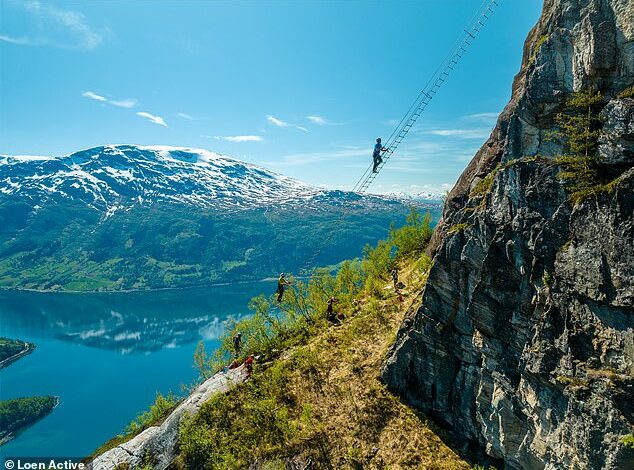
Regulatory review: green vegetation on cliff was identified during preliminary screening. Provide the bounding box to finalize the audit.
[168,209,471,469]
[552,89,627,204]
[0,396,58,445]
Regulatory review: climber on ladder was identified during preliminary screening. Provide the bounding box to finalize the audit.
[372,138,389,173]
[276,273,291,303]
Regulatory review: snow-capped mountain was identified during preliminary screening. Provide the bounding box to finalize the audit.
[0,144,395,214]
[0,144,442,292]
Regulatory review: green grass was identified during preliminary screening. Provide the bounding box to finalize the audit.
[86,392,179,460]
[159,210,469,468]
[618,85,634,99]
[175,236,468,469]
[568,177,620,205]
[448,223,471,234]
[528,34,549,66]
[470,165,499,199]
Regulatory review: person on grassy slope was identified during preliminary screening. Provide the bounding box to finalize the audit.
[276,273,291,303]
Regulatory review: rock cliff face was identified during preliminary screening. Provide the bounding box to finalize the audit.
[383,1,633,469]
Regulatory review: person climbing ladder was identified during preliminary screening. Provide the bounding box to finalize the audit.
[372,137,388,173]
[276,273,291,302]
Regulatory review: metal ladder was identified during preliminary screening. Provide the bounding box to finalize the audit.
[301,0,501,272]
[353,0,500,194]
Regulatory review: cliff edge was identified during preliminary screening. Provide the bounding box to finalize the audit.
[383,0,633,469]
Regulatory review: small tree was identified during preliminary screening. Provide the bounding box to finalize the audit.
[553,89,603,195]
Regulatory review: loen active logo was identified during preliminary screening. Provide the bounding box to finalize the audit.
[4,459,85,470]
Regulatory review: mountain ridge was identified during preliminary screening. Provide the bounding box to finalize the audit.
[1,144,440,216]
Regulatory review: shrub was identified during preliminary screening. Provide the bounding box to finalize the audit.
[125,392,179,435]
[390,208,433,259]
[622,434,634,449]
[470,165,499,198]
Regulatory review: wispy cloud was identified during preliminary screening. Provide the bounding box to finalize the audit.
[1,1,110,50]
[0,35,34,46]
[306,115,345,126]
[425,128,492,140]
[266,115,289,127]
[137,112,167,127]
[266,115,308,132]
[264,148,369,167]
[110,99,137,109]
[207,135,263,143]
[82,91,107,102]
[177,112,196,120]
[463,112,499,124]
[82,91,137,109]
[307,115,327,125]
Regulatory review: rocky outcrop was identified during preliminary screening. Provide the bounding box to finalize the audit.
[383,1,634,469]
[90,367,247,470]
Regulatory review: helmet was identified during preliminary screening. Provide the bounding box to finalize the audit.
[280,272,285,277]
[376,138,381,143]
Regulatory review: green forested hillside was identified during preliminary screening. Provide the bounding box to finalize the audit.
[0,197,441,291]
[0,396,58,445]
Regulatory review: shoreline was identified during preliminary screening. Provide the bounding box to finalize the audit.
[0,342,36,369]
[0,274,313,295]
[0,277,282,295]
[0,396,60,446]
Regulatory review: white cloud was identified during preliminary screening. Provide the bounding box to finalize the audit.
[1,1,110,50]
[82,91,137,109]
[266,115,289,127]
[0,35,33,46]
[177,112,196,120]
[264,148,369,167]
[218,135,264,143]
[110,99,137,109]
[82,91,107,102]
[307,115,327,125]
[137,112,167,127]
[266,115,308,132]
[463,112,499,123]
[425,128,491,139]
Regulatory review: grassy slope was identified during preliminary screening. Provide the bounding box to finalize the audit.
[175,259,469,469]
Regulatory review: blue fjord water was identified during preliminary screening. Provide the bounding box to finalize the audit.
[0,281,274,458]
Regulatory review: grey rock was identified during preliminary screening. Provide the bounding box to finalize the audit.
[90,367,247,470]
[384,1,634,469]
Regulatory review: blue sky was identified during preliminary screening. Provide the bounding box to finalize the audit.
[0,0,542,194]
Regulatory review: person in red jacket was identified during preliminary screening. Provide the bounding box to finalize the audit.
[245,354,254,377]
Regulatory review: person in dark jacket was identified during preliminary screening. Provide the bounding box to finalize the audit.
[326,296,341,324]
[233,332,242,357]
[276,273,290,302]
[372,138,388,173]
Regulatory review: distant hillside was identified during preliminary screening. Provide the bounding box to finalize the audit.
[0,145,441,291]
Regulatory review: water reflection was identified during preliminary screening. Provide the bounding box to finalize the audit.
[0,281,273,354]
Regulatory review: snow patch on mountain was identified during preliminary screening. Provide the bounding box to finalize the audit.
[1,144,412,213]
